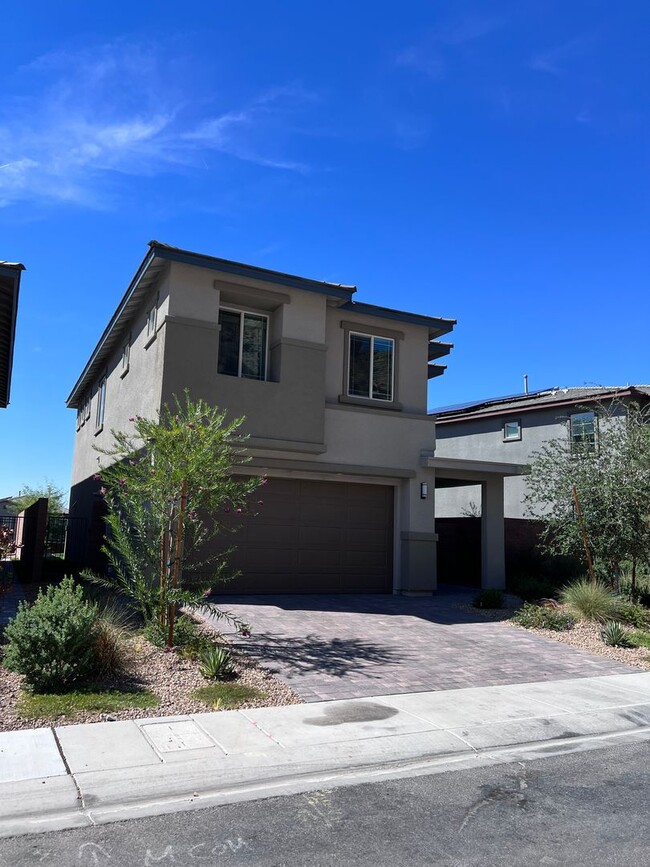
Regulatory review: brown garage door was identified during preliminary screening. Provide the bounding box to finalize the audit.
[218,478,394,593]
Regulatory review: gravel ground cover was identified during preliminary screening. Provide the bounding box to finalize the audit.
[0,623,301,732]
[508,616,650,670]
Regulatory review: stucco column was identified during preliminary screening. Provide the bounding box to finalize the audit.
[480,476,505,589]
[399,475,437,595]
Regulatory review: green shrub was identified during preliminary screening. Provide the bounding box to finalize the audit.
[508,575,561,603]
[199,645,235,680]
[511,603,574,631]
[472,589,504,609]
[601,621,633,648]
[617,602,650,630]
[3,577,99,692]
[143,614,207,652]
[559,580,621,623]
[628,631,650,649]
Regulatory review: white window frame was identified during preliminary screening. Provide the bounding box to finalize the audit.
[218,306,269,381]
[84,395,91,422]
[347,331,395,403]
[120,337,130,377]
[95,377,106,432]
[569,411,597,452]
[145,298,158,347]
[503,419,522,442]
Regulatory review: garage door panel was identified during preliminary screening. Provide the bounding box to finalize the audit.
[218,478,393,593]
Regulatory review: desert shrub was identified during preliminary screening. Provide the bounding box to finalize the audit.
[472,589,504,609]
[601,621,633,648]
[93,601,134,676]
[3,577,98,692]
[617,602,650,630]
[143,614,206,652]
[508,575,561,603]
[560,580,622,623]
[619,573,650,607]
[511,603,574,631]
[628,631,650,649]
[199,645,235,680]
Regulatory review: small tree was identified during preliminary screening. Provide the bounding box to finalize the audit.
[93,393,262,645]
[13,481,67,515]
[525,401,650,591]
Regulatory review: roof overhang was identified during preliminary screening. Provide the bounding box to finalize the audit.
[0,262,24,408]
[422,454,527,484]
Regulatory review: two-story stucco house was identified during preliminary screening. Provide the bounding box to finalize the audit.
[67,242,522,593]
[432,386,650,579]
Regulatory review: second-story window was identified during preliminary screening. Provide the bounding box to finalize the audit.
[570,411,596,452]
[120,339,130,376]
[95,377,106,431]
[348,332,394,401]
[218,309,268,380]
[146,301,157,340]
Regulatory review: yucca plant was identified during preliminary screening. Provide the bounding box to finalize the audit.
[601,621,633,648]
[199,645,235,680]
[560,579,621,623]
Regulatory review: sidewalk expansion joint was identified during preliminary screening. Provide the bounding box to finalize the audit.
[50,727,92,822]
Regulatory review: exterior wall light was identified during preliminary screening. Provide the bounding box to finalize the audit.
[420,482,428,499]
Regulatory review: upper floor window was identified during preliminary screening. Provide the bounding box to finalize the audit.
[348,332,394,402]
[570,411,596,452]
[120,339,130,377]
[218,308,268,380]
[503,420,521,441]
[95,377,106,432]
[146,301,157,341]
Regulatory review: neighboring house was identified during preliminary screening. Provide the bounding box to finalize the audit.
[433,386,650,519]
[432,386,650,578]
[0,262,24,408]
[66,241,523,593]
[0,497,21,518]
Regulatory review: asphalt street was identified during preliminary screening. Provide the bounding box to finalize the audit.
[1,741,648,866]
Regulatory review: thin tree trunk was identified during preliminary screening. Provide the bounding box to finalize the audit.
[167,479,188,648]
[572,485,597,584]
[632,559,637,602]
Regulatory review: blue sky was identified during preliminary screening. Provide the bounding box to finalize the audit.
[1,1,649,501]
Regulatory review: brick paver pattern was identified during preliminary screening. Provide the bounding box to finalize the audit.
[203,588,636,702]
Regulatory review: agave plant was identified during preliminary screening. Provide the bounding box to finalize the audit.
[199,645,235,680]
[601,621,633,648]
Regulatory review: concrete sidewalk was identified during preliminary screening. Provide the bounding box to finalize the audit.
[2,672,650,838]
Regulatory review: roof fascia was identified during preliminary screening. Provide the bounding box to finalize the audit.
[0,266,22,407]
[151,244,355,301]
[339,300,455,336]
[66,248,156,406]
[434,390,636,424]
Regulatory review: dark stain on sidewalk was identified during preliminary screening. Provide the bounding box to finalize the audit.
[304,702,399,727]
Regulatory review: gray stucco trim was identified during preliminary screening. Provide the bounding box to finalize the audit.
[248,456,416,478]
[269,337,327,353]
[326,402,430,421]
[340,320,405,341]
[400,531,438,542]
[163,314,220,332]
[340,320,402,410]
[427,455,526,478]
[246,436,326,454]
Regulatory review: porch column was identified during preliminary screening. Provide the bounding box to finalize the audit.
[480,475,505,589]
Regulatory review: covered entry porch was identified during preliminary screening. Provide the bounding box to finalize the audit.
[426,456,525,590]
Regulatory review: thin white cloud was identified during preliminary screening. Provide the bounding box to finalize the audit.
[529,34,597,77]
[0,41,312,209]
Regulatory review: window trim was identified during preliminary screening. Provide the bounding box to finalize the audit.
[217,306,269,381]
[347,331,395,402]
[339,321,403,410]
[95,376,106,435]
[503,419,522,442]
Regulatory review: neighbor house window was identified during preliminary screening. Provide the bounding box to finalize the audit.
[218,309,268,380]
[146,301,157,342]
[348,332,394,401]
[503,420,521,441]
[95,377,106,431]
[84,395,91,422]
[570,411,596,451]
[120,339,130,377]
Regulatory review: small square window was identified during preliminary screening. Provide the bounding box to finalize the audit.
[503,420,521,441]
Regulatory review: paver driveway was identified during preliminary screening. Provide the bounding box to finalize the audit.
[201,588,636,702]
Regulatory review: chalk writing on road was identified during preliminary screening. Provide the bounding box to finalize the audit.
[76,837,250,865]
